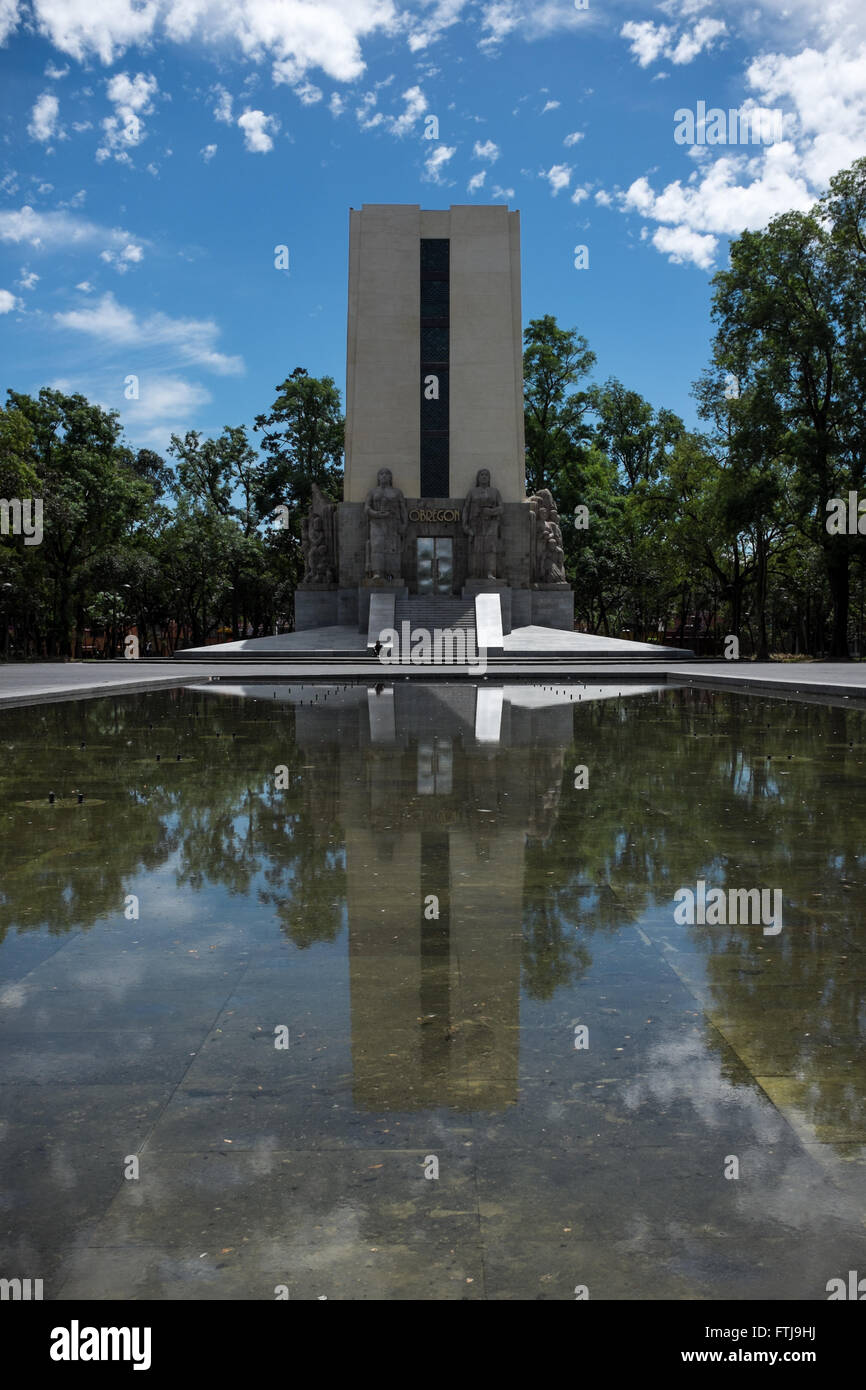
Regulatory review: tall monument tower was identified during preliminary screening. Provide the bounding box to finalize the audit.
[344,204,526,504]
[296,203,573,634]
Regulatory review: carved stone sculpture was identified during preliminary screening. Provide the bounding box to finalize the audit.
[364,468,408,580]
[301,483,337,585]
[462,468,503,580]
[530,488,568,585]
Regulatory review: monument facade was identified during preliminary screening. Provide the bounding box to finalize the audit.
[295,203,574,633]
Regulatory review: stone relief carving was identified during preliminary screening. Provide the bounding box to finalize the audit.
[301,483,337,586]
[530,488,568,586]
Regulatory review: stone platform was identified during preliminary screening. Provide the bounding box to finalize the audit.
[175,623,694,664]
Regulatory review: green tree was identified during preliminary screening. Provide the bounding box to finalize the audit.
[4,389,155,656]
[523,315,596,497]
[709,194,866,657]
[254,367,344,519]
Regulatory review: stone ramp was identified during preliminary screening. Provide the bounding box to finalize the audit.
[175,618,694,666]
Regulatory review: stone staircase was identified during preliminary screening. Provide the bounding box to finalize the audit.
[382,596,480,664]
[393,596,477,642]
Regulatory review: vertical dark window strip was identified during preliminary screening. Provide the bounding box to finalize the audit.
[420,238,449,496]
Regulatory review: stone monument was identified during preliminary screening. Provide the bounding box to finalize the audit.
[293,203,574,634]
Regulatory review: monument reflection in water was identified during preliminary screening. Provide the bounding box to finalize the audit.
[209,681,637,1114]
[5,679,866,1299]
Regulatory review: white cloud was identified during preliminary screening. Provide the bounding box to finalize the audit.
[28,92,63,143]
[571,185,590,204]
[669,17,727,63]
[293,80,322,105]
[543,162,571,194]
[479,0,593,50]
[44,60,69,78]
[355,83,427,136]
[386,84,426,136]
[563,131,583,147]
[75,280,93,292]
[329,92,345,117]
[200,143,217,161]
[423,143,456,183]
[106,70,158,113]
[541,99,559,113]
[621,16,726,67]
[31,0,160,63]
[0,205,140,253]
[34,0,395,84]
[356,90,382,129]
[615,38,866,269]
[16,268,39,289]
[237,108,279,152]
[407,0,468,52]
[100,241,144,272]
[0,288,18,313]
[97,71,158,163]
[54,292,244,374]
[746,42,866,186]
[0,0,20,46]
[126,375,213,417]
[491,184,514,199]
[650,223,718,268]
[52,369,215,452]
[620,21,673,67]
[473,138,499,162]
[212,85,233,124]
[478,1,529,50]
[467,170,486,192]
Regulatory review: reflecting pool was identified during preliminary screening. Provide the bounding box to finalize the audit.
[1,681,865,1299]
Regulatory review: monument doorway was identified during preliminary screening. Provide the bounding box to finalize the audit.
[416,537,454,595]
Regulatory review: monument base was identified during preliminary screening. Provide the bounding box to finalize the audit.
[512,590,531,629]
[295,587,339,631]
[531,587,574,632]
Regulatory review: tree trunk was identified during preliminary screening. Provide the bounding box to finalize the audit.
[825,547,850,659]
[755,532,770,661]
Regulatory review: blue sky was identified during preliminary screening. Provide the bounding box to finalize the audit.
[1,0,865,456]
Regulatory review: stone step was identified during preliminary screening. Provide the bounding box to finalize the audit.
[394,600,476,630]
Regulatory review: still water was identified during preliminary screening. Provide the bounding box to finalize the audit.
[1,681,865,1300]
